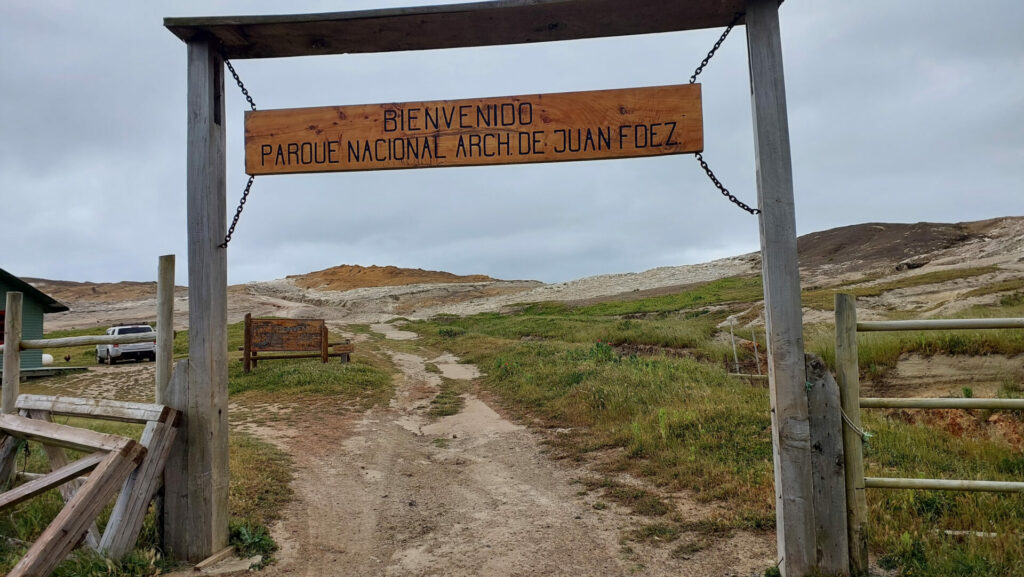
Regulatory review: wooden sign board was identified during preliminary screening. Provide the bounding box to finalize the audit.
[245,84,702,175]
[249,319,324,352]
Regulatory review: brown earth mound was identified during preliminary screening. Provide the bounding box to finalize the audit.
[288,264,495,292]
[796,221,975,271]
[24,278,187,304]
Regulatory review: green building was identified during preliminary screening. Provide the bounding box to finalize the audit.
[1,268,69,372]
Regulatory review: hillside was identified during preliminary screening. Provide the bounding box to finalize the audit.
[30,216,1024,331]
[287,264,495,292]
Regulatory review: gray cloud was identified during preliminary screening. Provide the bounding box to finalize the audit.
[2,0,1021,285]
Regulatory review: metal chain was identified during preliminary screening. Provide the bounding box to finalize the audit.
[689,12,760,216]
[220,54,257,248]
[689,12,742,84]
[695,153,760,215]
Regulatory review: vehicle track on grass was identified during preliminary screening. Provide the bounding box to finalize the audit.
[255,327,775,577]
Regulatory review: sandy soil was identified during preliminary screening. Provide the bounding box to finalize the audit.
[247,328,775,577]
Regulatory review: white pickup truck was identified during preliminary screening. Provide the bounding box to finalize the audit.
[96,324,157,365]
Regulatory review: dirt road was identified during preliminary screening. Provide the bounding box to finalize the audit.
[255,328,775,577]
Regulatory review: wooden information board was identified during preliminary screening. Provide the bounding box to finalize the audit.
[245,84,702,175]
[249,318,324,352]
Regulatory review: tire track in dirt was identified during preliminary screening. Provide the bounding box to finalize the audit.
[253,327,775,577]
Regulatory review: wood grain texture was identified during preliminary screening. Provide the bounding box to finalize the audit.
[805,355,850,575]
[20,332,156,350]
[250,318,325,352]
[0,452,105,512]
[835,294,868,576]
[172,37,231,563]
[100,413,180,558]
[0,413,136,453]
[8,442,145,577]
[156,255,175,405]
[2,292,23,414]
[746,1,816,574]
[244,84,702,175]
[164,0,748,59]
[17,395,170,424]
[25,409,101,550]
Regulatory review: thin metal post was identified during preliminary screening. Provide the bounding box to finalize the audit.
[729,320,740,373]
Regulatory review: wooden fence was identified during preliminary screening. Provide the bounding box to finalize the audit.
[0,255,181,573]
[834,293,1024,574]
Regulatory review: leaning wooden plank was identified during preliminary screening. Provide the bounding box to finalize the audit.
[0,413,136,453]
[26,410,102,550]
[17,394,171,424]
[100,410,180,558]
[195,545,236,571]
[0,435,19,489]
[0,452,105,512]
[8,442,145,577]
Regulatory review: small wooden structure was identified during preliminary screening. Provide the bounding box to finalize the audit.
[0,268,69,374]
[242,314,353,373]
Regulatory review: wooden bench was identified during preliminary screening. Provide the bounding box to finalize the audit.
[0,395,180,575]
[242,314,354,373]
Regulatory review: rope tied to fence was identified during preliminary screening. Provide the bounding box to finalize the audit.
[841,408,873,443]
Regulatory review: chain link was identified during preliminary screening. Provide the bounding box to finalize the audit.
[688,12,759,216]
[220,53,257,248]
[695,153,760,215]
[689,12,742,84]
[220,175,255,248]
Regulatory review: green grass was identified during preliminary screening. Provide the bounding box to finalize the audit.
[0,425,291,575]
[802,267,1000,311]
[428,378,467,417]
[963,279,1024,299]
[568,275,764,317]
[405,274,1024,576]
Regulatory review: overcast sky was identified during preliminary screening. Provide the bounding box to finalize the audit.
[2,1,1022,285]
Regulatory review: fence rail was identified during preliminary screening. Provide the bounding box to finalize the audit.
[861,397,1024,410]
[864,477,1024,493]
[835,293,1024,575]
[857,318,1024,332]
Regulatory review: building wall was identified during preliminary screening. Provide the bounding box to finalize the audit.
[1,283,46,371]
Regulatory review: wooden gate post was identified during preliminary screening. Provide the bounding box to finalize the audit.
[746,1,817,574]
[156,254,175,404]
[2,292,22,415]
[835,294,868,575]
[164,38,230,562]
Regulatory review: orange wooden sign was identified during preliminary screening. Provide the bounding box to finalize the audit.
[244,84,702,175]
[249,319,324,352]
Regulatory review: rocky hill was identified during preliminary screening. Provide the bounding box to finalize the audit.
[30,216,1024,331]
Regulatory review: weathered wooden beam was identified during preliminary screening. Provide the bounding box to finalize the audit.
[865,477,1024,493]
[16,395,171,424]
[157,254,176,405]
[861,397,1024,410]
[20,332,157,350]
[746,1,816,574]
[7,441,146,577]
[25,409,101,550]
[805,355,849,574]
[0,413,139,454]
[100,411,180,558]
[164,36,231,563]
[857,318,1024,332]
[2,292,23,414]
[164,0,748,59]
[0,452,106,512]
[835,294,868,576]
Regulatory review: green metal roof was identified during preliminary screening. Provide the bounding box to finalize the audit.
[0,267,70,313]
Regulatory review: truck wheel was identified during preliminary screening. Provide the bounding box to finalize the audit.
[97,355,104,364]
[106,355,115,366]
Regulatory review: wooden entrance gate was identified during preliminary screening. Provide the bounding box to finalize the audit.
[164,2,825,574]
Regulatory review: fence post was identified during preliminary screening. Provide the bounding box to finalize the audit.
[243,313,252,374]
[156,255,175,405]
[0,292,24,486]
[835,293,868,575]
[2,292,23,414]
